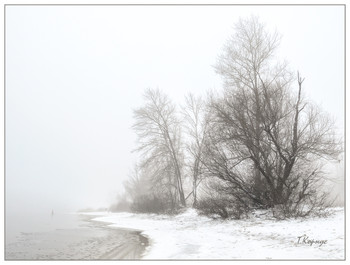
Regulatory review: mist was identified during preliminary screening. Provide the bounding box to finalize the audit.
[5,5,344,215]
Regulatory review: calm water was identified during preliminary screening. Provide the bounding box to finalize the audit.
[5,212,148,260]
[6,212,81,244]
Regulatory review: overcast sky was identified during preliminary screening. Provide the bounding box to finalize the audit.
[5,5,344,213]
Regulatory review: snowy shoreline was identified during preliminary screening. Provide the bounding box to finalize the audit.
[87,208,344,260]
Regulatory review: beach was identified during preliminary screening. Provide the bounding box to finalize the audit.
[6,208,344,260]
[5,213,148,260]
[92,208,345,259]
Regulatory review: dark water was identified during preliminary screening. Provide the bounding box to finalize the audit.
[5,212,148,260]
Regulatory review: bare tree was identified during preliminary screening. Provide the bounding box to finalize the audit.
[215,16,292,196]
[132,88,186,207]
[206,16,342,215]
[182,93,210,207]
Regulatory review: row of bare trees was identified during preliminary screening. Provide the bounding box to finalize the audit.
[120,16,342,218]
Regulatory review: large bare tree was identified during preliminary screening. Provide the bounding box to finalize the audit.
[133,88,186,207]
[206,16,342,215]
[215,16,292,195]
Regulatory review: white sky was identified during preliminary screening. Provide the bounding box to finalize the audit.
[5,5,344,213]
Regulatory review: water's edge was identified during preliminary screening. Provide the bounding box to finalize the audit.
[85,214,150,259]
[5,213,149,260]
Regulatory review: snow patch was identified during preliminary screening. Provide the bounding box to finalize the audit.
[90,208,344,259]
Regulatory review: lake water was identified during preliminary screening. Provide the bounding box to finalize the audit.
[5,212,148,260]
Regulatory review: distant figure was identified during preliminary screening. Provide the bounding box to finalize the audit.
[51,209,54,216]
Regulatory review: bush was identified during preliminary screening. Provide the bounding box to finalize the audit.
[196,195,249,220]
[131,194,169,214]
[109,199,130,212]
[196,196,229,219]
[271,191,333,219]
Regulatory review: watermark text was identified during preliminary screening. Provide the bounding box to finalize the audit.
[297,234,327,247]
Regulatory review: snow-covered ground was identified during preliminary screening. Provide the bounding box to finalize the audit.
[87,207,344,260]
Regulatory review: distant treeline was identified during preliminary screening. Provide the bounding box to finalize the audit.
[78,207,108,213]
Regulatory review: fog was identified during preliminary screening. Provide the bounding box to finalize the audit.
[5,5,344,214]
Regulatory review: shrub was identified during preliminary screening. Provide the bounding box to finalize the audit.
[196,195,249,220]
[131,194,168,214]
[196,196,229,219]
[271,191,333,219]
[109,199,130,212]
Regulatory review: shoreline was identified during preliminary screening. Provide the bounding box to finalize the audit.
[83,213,150,259]
[91,208,345,259]
[6,213,149,260]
